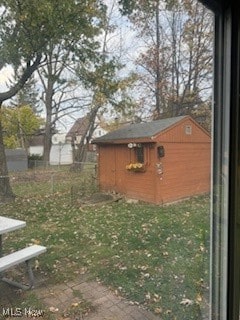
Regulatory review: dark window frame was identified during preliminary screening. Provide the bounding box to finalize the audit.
[199,1,240,319]
[135,145,144,163]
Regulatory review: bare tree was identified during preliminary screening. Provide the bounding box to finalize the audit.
[119,0,213,125]
[0,0,106,200]
[71,0,138,169]
[36,44,91,163]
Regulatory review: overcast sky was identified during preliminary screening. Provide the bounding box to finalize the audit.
[0,66,13,92]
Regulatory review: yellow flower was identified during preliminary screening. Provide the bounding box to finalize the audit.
[126,162,144,170]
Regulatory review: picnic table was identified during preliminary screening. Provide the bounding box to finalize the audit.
[0,216,26,257]
[0,215,46,290]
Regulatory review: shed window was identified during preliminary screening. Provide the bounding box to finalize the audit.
[135,145,144,163]
[185,125,192,135]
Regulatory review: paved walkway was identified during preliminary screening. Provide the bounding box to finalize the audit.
[1,274,209,319]
[36,275,161,320]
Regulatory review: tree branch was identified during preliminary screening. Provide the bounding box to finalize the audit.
[0,54,42,104]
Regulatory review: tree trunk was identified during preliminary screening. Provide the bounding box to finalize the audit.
[154,0,161,119]
[42,74,54,165]
[43,115,52,165]
[71,107,99,171]
[0,108,15,202]
[0,57,42,201]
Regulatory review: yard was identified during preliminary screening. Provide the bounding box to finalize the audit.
[0,169,210,319]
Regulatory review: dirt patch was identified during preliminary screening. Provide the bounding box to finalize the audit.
[88,193,115,203]
[77,193,122,207]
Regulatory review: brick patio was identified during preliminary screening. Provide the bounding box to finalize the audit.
[36,275,161,320]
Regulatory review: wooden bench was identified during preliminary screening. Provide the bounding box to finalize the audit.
[0,245,46,290]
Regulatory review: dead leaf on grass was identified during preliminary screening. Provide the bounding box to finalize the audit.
[71,302,79,307]
[154,307,162,314]
[180,298,194,306]
[145,292,151,300]
[49,306,59,313]
[34,259,39,270]
[31,238,41,245]
[196,293,202,303]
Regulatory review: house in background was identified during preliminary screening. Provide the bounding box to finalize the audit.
[28,115,107,165]
[66,115,108,155]
[66,116,90,145]
[66,115,108,163]
[29,132,73,165]
[93,116,211,204]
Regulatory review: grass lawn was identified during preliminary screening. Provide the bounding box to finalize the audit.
[1,190,210,320]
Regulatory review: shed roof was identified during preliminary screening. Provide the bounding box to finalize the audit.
[93,116,187,143]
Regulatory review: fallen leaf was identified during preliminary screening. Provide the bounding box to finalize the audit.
[49,306,59,313]
[180,298,194,306]
[196,293,202,302]
[145,292,151,300]
[71,302,79,307]
[34,259,39,270]
[165,309,172,314]
[154,307,162,314]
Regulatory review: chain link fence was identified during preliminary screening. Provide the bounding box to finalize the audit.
[4,161,98,203]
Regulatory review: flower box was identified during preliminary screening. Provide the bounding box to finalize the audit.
[126,163,146,172]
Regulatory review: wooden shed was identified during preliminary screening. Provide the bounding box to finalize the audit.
[93,116,211,204]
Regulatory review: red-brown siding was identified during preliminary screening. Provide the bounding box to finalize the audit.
[97,117,211,204]
[155,142,211,204]
[156,117,210,143]
[98,144,156,202]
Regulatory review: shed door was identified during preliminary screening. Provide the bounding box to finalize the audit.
[99,146,116,189]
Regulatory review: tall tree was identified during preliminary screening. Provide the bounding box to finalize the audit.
[37,44,96,164]
[0,0,106,201]
[35,1,107,164]
[118,0,213,124]
[73,56,136,167]
[72,0,137,168]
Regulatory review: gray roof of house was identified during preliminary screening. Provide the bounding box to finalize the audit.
[93,116,187,143]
